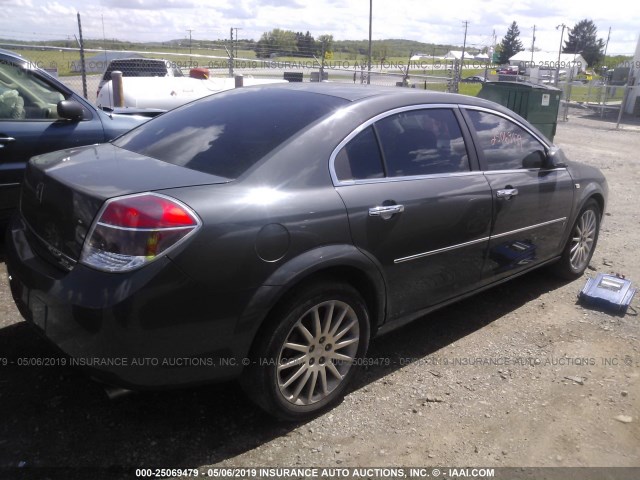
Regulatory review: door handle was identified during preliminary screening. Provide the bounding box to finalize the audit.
[496,188,519,200]
[368,204,404,219]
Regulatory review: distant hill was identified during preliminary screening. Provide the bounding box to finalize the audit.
[333,39,462,58]
[0,36,462,59]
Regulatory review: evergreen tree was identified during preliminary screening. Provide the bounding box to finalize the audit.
[563,19,605,67]
[295,31,316,57]
[497,21,524,64]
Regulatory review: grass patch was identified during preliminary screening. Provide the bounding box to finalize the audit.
[458,83,483,96]
[565,84,625,103]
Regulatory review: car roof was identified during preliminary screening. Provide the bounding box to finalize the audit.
[239,83,548,143]
[0,48,25,62]
[258,82,510,111]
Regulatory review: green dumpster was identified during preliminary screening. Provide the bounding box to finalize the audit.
[477,81,561,141]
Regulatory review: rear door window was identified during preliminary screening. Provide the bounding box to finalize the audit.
[334,127,385,181]
[375,109,470,177]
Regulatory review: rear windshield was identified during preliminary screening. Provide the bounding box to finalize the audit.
[103,60,177,79]
[113,87,348,179]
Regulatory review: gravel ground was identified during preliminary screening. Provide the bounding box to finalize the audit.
[0,107,638,477]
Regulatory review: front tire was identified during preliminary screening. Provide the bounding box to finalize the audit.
[241,281,370,421]
[553,199,601,279]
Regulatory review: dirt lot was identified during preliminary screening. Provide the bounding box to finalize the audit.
[0,108,638,478]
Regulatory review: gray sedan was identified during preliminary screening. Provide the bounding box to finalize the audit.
[6,84,607,420]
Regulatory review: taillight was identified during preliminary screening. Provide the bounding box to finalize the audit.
[80,193,200,272]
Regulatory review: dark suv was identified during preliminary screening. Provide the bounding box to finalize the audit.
[0,49,149,227]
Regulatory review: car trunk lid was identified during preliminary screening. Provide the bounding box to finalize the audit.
[20,143,228,270]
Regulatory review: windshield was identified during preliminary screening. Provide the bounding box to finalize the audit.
[114,87,348,179]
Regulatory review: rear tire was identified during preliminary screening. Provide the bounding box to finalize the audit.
[552,199,601,280]
[241,281,370,421]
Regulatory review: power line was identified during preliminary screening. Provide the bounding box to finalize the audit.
[459,20,469,85]
[531,24,536,63]
[186,28,194,54]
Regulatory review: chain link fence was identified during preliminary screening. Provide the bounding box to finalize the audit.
[3,42,637,127]
[1,43,457,100]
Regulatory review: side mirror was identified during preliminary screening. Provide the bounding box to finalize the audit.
[543,147,567,169]
[522,150,545,169]
[57,100,84,120]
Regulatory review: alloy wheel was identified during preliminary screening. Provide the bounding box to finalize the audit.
[569,208,597,272]
[277,300,360,406]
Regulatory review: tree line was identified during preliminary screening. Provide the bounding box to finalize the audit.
[256,22,610,67]
[254,29,334,58]
[253,30,459,60]
[4,19,613,69]
[497,19,608,68]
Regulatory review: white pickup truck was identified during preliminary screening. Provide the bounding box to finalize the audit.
[96,73,288,110]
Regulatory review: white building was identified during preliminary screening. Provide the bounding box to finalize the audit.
[444,50,465,60]
[624,34,640,115]
[443,50,488,62]
[508,51,587,78]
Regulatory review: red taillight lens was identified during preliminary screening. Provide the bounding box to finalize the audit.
[99,194,197,228]
[80,193,200,272]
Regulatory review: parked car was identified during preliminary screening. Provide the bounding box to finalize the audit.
[0,49,150,227]
[461,75,487,83]
[6,84,607,420]
[496,66,518,75]
[96,57,184,98]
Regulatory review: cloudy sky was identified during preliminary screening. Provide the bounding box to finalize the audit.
[1,0,638,56]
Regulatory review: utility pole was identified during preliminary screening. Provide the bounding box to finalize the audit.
[555,23,567,87]
[186,28,194,55]
[77,12,87,99]
[531,25,536,64]
[493,29,496,58]
[603,26,611,64]
[228,27,234,78]
[233,27,242,58]
[484,33,494,81]
[367,0,372,85]
[600,26,612,118]
[320,41,326,80]
[459,21,468,85]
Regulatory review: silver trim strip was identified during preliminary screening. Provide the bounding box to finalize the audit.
[394,217,567,264]
[329,103,560,187]
[484,168,567,175]
[337,166,569,187]
[491,217,567,240]
[336,170,485,186]
[394,236,490,264]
